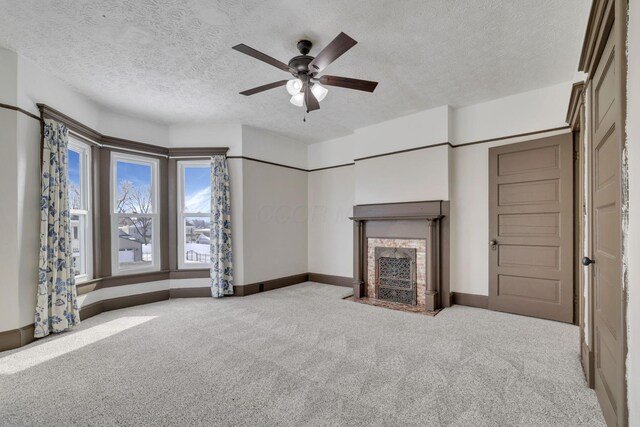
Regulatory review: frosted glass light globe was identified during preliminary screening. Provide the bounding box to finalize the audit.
[286,79,303,95]
[290,92,304,107]
[311,83,328,102]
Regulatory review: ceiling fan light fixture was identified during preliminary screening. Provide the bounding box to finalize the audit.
[286,78,303,95]
[233,32,378,115]
[290,92,304,107]
[311,83,328,102]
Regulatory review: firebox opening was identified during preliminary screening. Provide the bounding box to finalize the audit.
[375,247,417,306]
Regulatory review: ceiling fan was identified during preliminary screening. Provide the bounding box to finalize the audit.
[232,32,378,113]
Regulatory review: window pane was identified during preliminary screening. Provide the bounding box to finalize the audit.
[117,216,153,269]
[183,167,211,213]
[70,214,85,276]
[116,161,152,214]
[184,217,211,263]
[68,149,82,210]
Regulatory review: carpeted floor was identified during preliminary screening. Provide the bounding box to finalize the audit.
[0,282,604,426]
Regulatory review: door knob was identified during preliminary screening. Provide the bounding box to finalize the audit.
[489,239,497,251]
[582,256,595,266]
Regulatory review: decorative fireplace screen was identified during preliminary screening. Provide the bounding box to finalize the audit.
[375,247,417,305]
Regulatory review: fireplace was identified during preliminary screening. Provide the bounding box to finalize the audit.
[351,201,450,312]
[375,247,417,305]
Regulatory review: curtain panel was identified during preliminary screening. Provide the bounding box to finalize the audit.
[210,155,234,297]
[34,119,80,338]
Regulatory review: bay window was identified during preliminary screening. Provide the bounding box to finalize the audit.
[110,152,160,275]
[177,161,211,269]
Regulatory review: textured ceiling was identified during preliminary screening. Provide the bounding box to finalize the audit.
[0,0,589,143]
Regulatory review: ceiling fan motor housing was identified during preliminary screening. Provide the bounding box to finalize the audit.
[288,55,314,77]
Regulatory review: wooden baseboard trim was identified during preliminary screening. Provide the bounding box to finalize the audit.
[308,273,353,287]
[170,287,211,298]
[78,300,104,321]
[581,340,595,388]
[451,292,489,309]
[103,290,169,311]
[235,273,310,296]
[0,324,35,352]
[79,290,170,321]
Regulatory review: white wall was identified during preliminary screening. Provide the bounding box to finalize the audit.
[241,160,308,283]
[353,106,449,159]
[16,114,42,328]
[0,49,45,331]
[98,108,170,147]
[16,54,100,129]
[355,145,450,205]
[451,82,572,145]
[0,109,20,331]
[308,166,354,277]
[168,122,242,154]
[626,0,639,423]
[228,159,244,286]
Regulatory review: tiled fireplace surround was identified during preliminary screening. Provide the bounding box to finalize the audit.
[367,238,427,307]
[351,201,451,312]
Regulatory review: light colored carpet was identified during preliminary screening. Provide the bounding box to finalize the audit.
[0,282,604,426]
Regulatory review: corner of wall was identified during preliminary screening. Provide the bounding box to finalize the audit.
[241,124,308,170]
[450,82,574,145]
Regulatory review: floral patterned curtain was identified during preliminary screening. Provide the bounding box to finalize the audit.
[210,155,233,297]
[34,119,80,338]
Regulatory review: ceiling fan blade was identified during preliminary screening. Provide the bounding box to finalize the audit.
[318,75,378,92]
[304,83,320,112]
[239,80,289,96]
[232,44,290,72]
[308,32,357,73]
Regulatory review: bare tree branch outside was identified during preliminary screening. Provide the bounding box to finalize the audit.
[117,180,152,245]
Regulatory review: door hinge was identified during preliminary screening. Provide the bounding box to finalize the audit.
[573,151,579,161]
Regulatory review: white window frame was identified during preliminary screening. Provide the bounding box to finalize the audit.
[110,152,160,276]
[68,138,93,283]
[177,160,211,270]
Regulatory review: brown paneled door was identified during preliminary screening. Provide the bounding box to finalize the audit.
[489,134,573,323]
[589,26,626,427]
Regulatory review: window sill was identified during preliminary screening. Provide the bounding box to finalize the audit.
[177,264,211,270]
[112,266,161,277]
[74,274,91,284]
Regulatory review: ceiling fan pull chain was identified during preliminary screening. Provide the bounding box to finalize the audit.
[303,110,307,122]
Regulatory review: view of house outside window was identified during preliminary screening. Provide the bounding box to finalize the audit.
[178,162,211,269]
[111,153,159,274]
[68,139,91,281]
